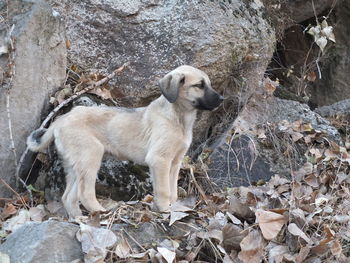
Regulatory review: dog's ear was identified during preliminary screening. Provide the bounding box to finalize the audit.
[159,72,185,103]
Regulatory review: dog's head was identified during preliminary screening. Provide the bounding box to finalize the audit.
[159,65,223,111]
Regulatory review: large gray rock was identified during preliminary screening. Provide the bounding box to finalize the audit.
[39,153,153,203]
[207,94,340,187]
[30,0,276,203]
[51,0,275,143]
[0,220,83,263]
[268,0,350,107]
[310,0,350,106]
[283,0,335,24]
[0,0,66,195]
[315,98,350,117]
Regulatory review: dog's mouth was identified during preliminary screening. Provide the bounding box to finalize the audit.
[193,94,224,111]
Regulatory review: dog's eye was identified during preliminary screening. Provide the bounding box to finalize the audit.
[193,81,205,89]
[180,76,185,85]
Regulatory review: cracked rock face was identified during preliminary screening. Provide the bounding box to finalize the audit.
[51,0,275,145]
[54,0,274,100]
[0,0,66,195]
[28,0,276,202]
[207,95,341,187]
[0,221,83,263]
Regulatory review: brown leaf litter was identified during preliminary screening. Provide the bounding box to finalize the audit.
[2,118,350,262]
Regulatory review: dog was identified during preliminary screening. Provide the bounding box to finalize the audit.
[27,65,223,219]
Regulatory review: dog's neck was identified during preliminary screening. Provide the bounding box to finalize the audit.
[155,96,197,133]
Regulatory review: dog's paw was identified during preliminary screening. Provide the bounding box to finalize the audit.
[152,201,170,213]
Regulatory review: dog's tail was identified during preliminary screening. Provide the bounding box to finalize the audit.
[27,126,55,152]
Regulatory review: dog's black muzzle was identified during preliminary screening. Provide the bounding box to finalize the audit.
[194,88,224,111]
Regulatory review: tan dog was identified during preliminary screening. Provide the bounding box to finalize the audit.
[27,65,223,219]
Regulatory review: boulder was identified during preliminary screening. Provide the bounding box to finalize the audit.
[310,0,350,106]
[0,0,66,195]
[283,0,335,24]
[39,153,153,203]
[315,98,350,117]
[31,0,277,203]
[51,0,276,143]
[0,220,83,263]
[207,93,340,188]
[268,0,350,107]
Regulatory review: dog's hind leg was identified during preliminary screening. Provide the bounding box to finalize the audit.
[77,139,106,213]
[62,167,81,219]
[57,130,105,218]
[57,139,82,218]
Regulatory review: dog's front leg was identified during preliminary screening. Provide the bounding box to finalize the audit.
[169,149,187,204]
[169,163,181,204]
[146,156,171,212]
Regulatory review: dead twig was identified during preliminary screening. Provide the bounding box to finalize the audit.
[0,178,29,209]
[189,167,209,205]
[15,63,129,191]
[6,92,17,168]
[41,62,129,129]
[123,229,147,252]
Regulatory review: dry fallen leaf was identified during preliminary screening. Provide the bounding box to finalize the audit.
[263,78,278,96]
[157,247,176,263]
[226,212,242,225]
[228,197,255,222]
[311,225,335,255]
[238,230,265,263]
[304,174,319,188]
[142,194,153,203]
[306,71,317,82]
[295,246,310,263]
[268,245,289,263]
[170,202,192,212]
[88,87,113,100]
[29,205,47,222]
[256,209,287,240]
[115,238,131,259]
[222,223,247,252]
[0,203,17,220]
[3,209,30,232]
[169,211,189,226]
[287,223,311,244]
[330,239,342,257]
[76,223,118,263]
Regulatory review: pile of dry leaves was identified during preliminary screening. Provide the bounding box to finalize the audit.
[1,117,350,263]
[1,66,350,262]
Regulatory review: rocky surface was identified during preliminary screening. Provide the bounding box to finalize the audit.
[39,153,152,203]
[0,220,83,263]
[310,0,350,106]
[283,0,335,24]
[27,0,277,202]
[315,98,350,117]
[0,0,66,195]
[53,0,275,99]
[207,93,341,187]
[51,0,276,144]
[267,0,350,107]
[208,134,274,188]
